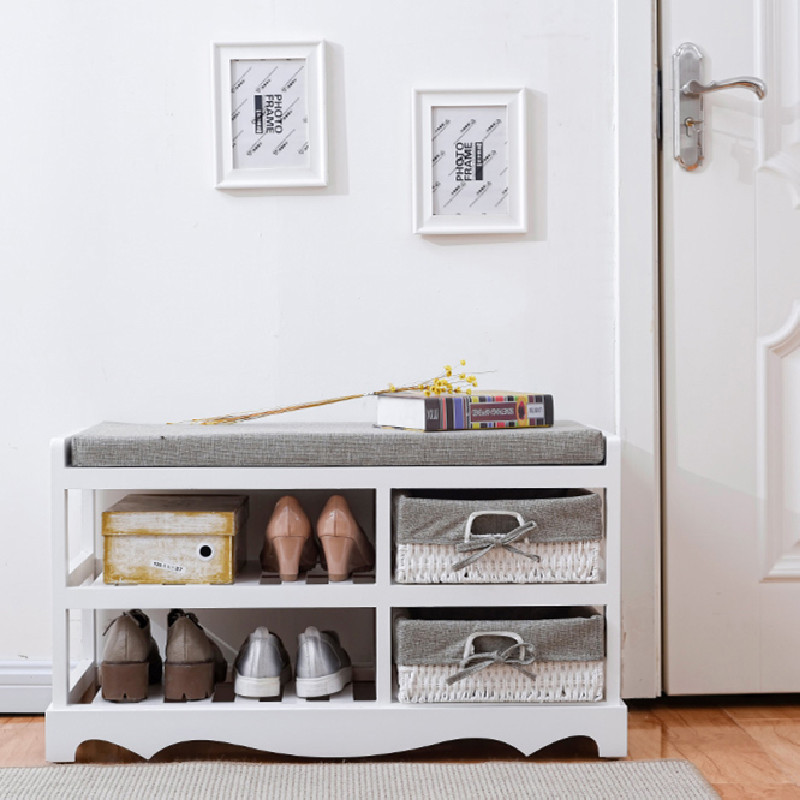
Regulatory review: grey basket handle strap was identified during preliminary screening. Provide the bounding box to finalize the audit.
[446,632,537,686]
[462,630,523,660]
[452,514,539,572]
[463,511,525,542]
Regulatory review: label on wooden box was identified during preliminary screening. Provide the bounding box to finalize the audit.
[102,494,248,585]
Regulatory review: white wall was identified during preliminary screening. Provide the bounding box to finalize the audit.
[0,1,617,667]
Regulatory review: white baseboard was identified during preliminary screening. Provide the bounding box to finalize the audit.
[0,662,52,713]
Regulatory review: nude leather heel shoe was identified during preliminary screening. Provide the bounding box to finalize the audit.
[261,495,318,581]
[316,495,374,581]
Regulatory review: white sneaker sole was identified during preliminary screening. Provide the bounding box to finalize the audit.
[295,666,353,698]
[234,667,290,698]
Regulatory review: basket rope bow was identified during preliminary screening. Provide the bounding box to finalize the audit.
[451,519,540,572]
[445,640,538,686]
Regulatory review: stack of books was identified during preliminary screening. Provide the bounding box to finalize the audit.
[376,391,554,432]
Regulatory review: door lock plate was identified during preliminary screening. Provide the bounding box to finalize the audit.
[674,43,705,170]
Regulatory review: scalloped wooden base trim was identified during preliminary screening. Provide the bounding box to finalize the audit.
[46,700,627,761]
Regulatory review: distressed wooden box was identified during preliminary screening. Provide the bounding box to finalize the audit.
[102,494,248,584]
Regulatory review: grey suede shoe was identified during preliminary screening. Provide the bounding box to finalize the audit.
[295,626,353,698]
[164,609,227,701]
[233,627,292,698]
[100,609,161,702]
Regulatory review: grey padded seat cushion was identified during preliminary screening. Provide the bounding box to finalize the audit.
[67,421,605,468]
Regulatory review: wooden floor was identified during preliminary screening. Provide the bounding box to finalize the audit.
[3,697,800,798]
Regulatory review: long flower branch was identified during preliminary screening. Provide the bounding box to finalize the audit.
[184,362,483,425]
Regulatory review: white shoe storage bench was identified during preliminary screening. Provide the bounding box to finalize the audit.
[47,421,626,761]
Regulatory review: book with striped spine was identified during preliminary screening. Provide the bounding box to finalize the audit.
[376,391,554,432]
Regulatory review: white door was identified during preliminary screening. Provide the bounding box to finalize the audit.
[663,0,800,692]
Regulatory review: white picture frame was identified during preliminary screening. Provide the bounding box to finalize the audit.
[412,89,527,234]
[212,41,327,189]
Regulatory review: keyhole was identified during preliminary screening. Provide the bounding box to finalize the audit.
[684,117,702,137]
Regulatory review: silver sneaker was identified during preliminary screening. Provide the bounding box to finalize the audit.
[295,626,353,698]
[233,627,292,698]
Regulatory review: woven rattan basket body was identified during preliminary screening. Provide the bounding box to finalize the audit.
[393,490,603,584]
[394,612,605,704]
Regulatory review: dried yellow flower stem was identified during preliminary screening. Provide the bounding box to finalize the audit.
[187,386,412,426]
[184,363,485,425]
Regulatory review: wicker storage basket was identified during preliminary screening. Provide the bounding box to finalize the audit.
[394,609,605,704]
[393,490,602,584]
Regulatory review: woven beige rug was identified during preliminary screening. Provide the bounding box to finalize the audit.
[0,760,718,799]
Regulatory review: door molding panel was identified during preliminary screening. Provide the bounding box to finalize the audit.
[759,300,800,579]
[758,0,800,207]
[617,0,660,697]
[757,0,800,576]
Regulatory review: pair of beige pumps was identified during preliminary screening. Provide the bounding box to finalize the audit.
[261,495,374,582]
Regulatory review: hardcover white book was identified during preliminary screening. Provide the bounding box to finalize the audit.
[376,391,554,432]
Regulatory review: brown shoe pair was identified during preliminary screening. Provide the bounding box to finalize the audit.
[100,608,227,702]
[261,495,374,582]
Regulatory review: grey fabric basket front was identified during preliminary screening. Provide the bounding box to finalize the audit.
[393,490,604,584]
[394,610,605,704]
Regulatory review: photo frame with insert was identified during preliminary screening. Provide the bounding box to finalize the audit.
[212,41,327,188]
[412,89,527,234]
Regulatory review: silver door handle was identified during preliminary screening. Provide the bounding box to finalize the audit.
[673,42,767,171]
[682,77,766,100]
